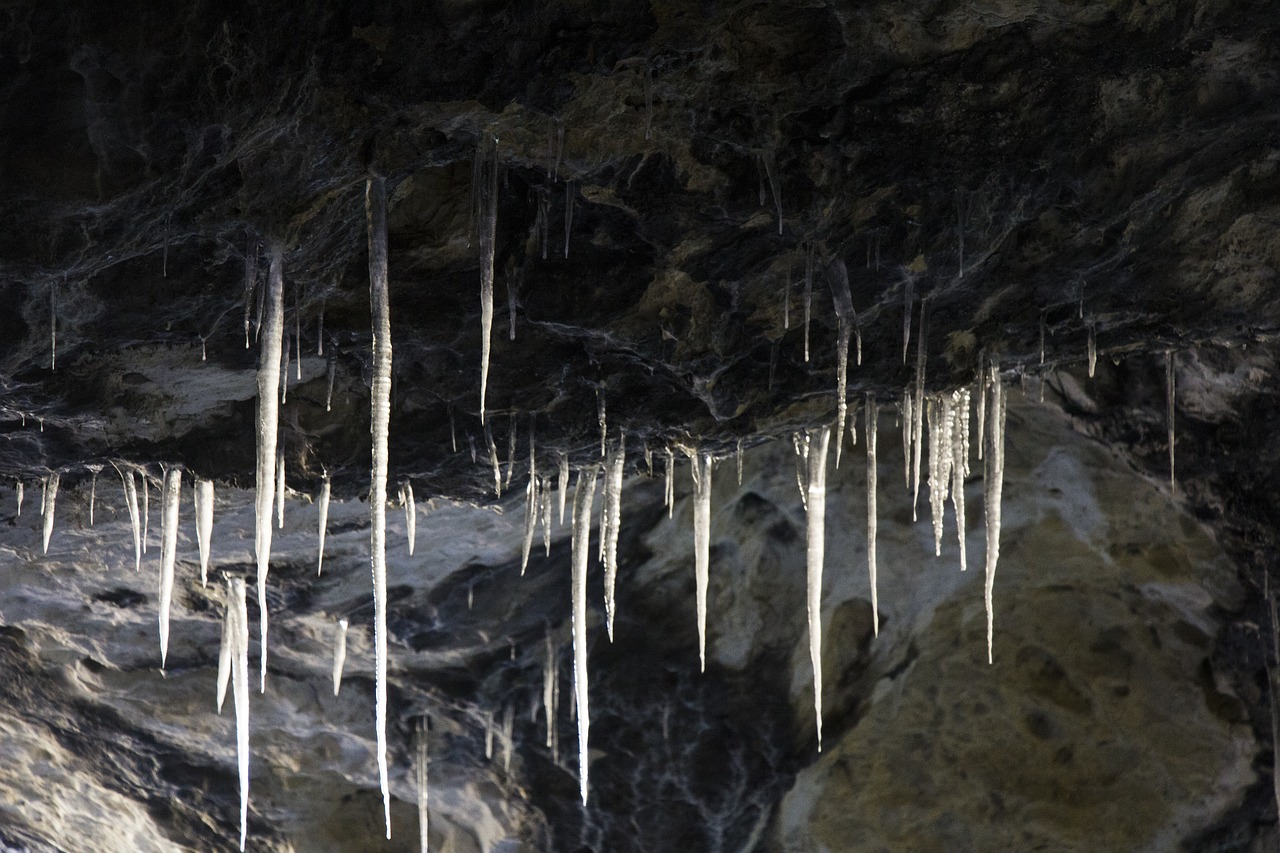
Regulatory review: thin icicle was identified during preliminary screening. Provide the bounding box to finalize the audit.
[793,432,810,511]
[976,355,987,462]
[911,298,929,521]
[521,446,539,576]
[317,475,330,575]
[486,424,502,497]
[543,630,557,749]
[217,586,232,713]
[15,480,21,517]
[417,716,430,853]
[865,396,880,637]
[243,237,259,350]
[736,438,744,486]
[1087,324,1097,378]
[597,391,607,458]
[828,259,855,468]
[927,394,956,558]
[478,138,499,423]
[368,175,394,839]
[121,468,141,572]
[983,363,1006,665]
[88,468,99,526]
[688,450,713,672]
[281,333,290,404]
[803,426,831,751]
[602,437,624,641]
[195,478,214,587]
[228,576,250,852]
[803,242,814,362]
[664,447,675,518]
[902,278,914,365]
[333,618,348,696]
[403,481,416,556]
[540,475,553,557]
[276,452,285,529]
[41,471,59,554]
[901,391,912,489]
[570,465,599,805]
[951,389,971,572]
[505,414,517,491]
[557,452,569,524]
[158,467,181,669]
[1167,350,1176,492]
[256,244,284,693]
[325,350,336,412]
[142,473,150,554]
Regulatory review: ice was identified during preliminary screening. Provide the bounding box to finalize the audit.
[15,480,21,517]
[664,447,675,519]
[217,589,232,713]
[317,475,330,576]
[597,390,607,458]
[689,450,713,672]
[228,577,250,851]
[417,716,429,853]
[332,618,348,696]
[88,467,99,526]
[486,424,502,497]
[1087,324,1097,378]
[325,350,336,413]
[275,452,285,529]
[951,389,971,572]
[983,363,1006,665]
[158,467,181,669]
[195,478,214,587]
[602,437,624,641]
[911,298,928,521]
[804,426,831,750]
[521,435,538,576]
[570,465,599,804]
[402,481,416,556]
[255,244,284,693]
[368,175,394,838]
[865,396,880,636]
[902,278,913,365]
[803,242,814,362]
[540,475,552,557]
[41,471,59,555]
[505,414,517,491]
[243,237,259,350]
[828,259,856,469]
[120,467,141,572]
[543,629,558,750]
[557,452,569,524]
[477,138,499,422]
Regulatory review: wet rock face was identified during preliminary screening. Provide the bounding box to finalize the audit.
[1,0,1279,850]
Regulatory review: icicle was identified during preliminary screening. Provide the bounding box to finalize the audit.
[333,618,348,696]
[276,452,285,529]
[158,467,181,669]
[803,242,814,362]
[570,465,599,805]
[828,259,856,469]
[142,473,150,554]
[469,434,477,464]
[563,180,576,259]
[521,439,538,576]
[121,469,141,572]
[865,396,879,636]
[403,481,416,556]
[486,424,502,496]
[902,277,913,365]
[256,244,284,693]
[911,298,929,521]
[484,709,495,760]
[217,586,232,713]
[195,478,214,587]
[1087,324,1097,378]
[417,717,429,853]
[449,406,458,454]
[41,471,59,555]
[1167,350,1176,492]
[793,432,810,511]
[540,475,552,557]
[927,394,956,557]
[325,349,337,412]
[901,390,912,490]
[228,576,250,852]
[295,293,302,381]
[976,355,987,462]
[983,363,1006,665]
[15,480,22,517]
[557,452,569,524]
[88,468,99,526]
[317,302,325,356]
[664,447,675,518]
[368,175,394,839]
[280,333,290,404]
[317,475,330,575]
[1039,311,1046,367]
[736,438,744,486]
[803,426,831,750]
[951,389,970,572]
[688,450,713,672]
[602,437,624,641]
[597,390,607,458]
[478,137,499,423]
[243,238,259,350]
[500,704,514,773]
[783,262,791,331]
[543,630,557,748]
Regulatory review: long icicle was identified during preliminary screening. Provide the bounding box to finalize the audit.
[557,451,569,524]
[951,389,970,572]
[317,474,330,575]
[828,259,855,469]
[417,716,430,853]
[122,468,141,572]
[158,467,181,670]
[217,584,233,714]
[276,451,286,529]
[866,396,880,636]
[195,478,214,587]
[983,362,1006,665]
[804,426,831,750]
[690,450,713,671]
[664,446,675,518]
[602,435,624,640]
[478,137,498,423]
[570,465,599,805]
[368,175,394,839]
[229,576,250,852]
[911,297,929,520]
[256,244,284,692]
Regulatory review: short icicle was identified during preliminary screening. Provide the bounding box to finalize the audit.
[317,474,330,575]
[41,471,59,554]
[276,452,285,529]
[951,389,971,572]
[195,478,214,587]
[158,467,181,669]
[804,425,831,750]
[403,481,416,556]
[332,618,348,696]
[15,480,21,517]
[689,450,713,672]
[367,175,394,838]
[217,586,232,713]
[256,244,284,693]
[570,464,599,805]
[664,447,675,518]
[122,468,141,571]
[520,434,539,576]
[557,452,569,525]
[866,396,880,636]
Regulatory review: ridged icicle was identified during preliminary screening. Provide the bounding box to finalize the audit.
[195,478,214,587]
[158,467,181,669]
[803,426,831,750]
[256,244,284,693]
[570,465,599,804]
[602,436,625,640]
[521,431,538,576]
[828,259,856,469]
[121,468,141,572]
[557,452,569,525]
[367,175,394,838]
[983,362,1006,665]
[951,389,971,572]
[275,452,285,529]
[417,716,429,853]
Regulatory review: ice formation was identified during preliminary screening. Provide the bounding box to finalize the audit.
[120,467,141,572]
[983,362,1007,664]
[402,481,416,556]
[602,436,624,640]
[256,244,284,694]
[195,478,214,587]
[570,464,599,804]
[228,577,251,851]
[803,425,831,750]
[477,138,498,422]
[368,175,394,838]
[41,471,58,554]
[417,717,430,853]
[276,452,285,529]
[865,396,880,636]
[332,618,348,696]
[689,450,713,672]
[828,259,856,468]
[317,474,330,575]
[158,467,181,669]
